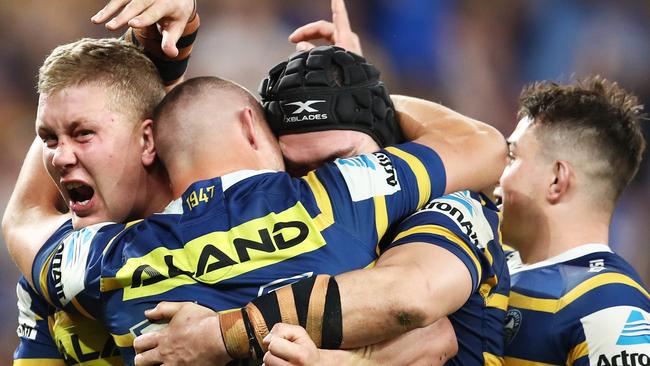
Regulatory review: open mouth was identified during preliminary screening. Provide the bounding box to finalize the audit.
[66,182,95,207]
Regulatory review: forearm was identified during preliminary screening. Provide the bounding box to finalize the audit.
[335,245,469,348]
[319,318,457,366]
[391,95,507,194]
[220,245,471,358]
[2,138,68,283]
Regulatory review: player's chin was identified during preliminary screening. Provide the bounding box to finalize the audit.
[70,211,109,230]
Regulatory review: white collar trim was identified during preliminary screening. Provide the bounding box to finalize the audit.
[159,170,277,215]
[221,170,276,191]
[510,243,612,274]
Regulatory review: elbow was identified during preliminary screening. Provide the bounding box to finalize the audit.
[1,209,16,242]
[389,269,447,331]
[472,124,508,186]
[2,210,20,263]
[486,125,508,173]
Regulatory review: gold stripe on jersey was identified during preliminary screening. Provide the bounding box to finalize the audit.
[302,172,334,223]
[485,293,508,311]
[392,224,482,276]
[14,359,66,366]
[39,249,58,306]
[102,220,143,256]
[509,272,650,313]
[566,341,588,366]
[501,243,515,253]
[111,332,134,348]
[483,352,505,365]
[102,202,327,300]
[373,195,388,255]
[503,356,555,366]
[385,147,431,208]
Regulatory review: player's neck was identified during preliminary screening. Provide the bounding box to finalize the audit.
[519,205,610,264]
[136,166,174,217]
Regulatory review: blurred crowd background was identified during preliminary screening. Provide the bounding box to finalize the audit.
[1,0,649,361]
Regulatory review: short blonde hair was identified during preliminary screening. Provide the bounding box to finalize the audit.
[38,38,165,121]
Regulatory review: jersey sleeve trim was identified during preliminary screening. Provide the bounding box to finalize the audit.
[392,224,482,278]
[385,146,431,208]
[566,340,588,366]
[101,220,142,256]
[510,272,650,314]
[14,359,66,366]
[503,356,556,365]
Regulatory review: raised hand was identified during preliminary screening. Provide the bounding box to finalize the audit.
[288,0,362,55]
[91,0,196,57]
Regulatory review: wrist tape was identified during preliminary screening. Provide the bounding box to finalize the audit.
[122,4,199,85]
[220,274,342,359]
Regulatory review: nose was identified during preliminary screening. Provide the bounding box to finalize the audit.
[51,141,77,170]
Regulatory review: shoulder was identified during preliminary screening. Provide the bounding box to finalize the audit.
[400,191,498,248]
[35,221,123,307]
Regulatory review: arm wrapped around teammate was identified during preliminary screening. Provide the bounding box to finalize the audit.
[220,274,342,359]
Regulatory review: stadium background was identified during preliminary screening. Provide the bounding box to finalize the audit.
[0,0,648,361]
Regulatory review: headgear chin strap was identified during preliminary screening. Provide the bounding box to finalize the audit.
[259,46,403,148]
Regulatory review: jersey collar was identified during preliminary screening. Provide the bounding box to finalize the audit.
[510,243,612,274]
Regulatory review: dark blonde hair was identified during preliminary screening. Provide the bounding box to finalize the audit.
[38,38,165,121]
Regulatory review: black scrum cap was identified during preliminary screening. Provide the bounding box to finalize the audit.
[259,46,403,147]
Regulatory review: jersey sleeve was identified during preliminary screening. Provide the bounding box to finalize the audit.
[564,276,650,366]
[303,141,447,251]
[13,277,66,366]
[32,221,124,311]
[385,191,498,292]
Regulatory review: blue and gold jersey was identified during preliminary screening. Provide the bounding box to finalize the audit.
[14,275,122,366]
[505,244,650,366]
[32,142,446,365]
[387,191,509,366]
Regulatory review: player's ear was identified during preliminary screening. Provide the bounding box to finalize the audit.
[140,119,157,166]
[239,107,259,150]
[547,160,572,204]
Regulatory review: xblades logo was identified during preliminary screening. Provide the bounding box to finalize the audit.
[286,100,325,114]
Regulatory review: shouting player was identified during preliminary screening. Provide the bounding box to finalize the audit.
[5,1,199,363]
